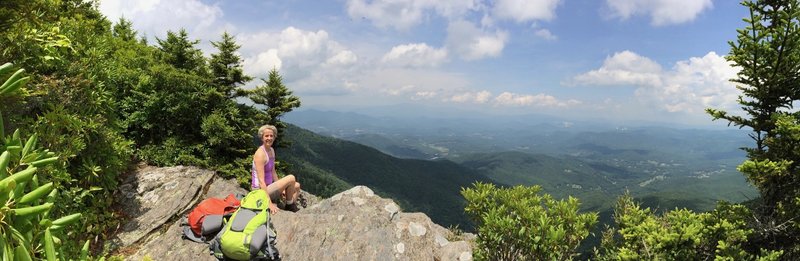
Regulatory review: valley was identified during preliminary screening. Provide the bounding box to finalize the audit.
[284,109,757,216]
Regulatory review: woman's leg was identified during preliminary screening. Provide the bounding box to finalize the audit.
[289,181,301,204]
[266,175,298,203]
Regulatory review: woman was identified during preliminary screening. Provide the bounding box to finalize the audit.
[252,124,301,214]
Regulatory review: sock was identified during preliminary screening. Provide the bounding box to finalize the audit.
[285,199,294,205]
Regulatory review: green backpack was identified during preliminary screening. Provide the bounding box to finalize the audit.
[210,189,280,260]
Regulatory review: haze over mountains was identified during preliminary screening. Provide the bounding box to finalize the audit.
[281,107,757,231]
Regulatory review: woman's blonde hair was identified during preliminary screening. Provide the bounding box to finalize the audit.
[258,124,278,138]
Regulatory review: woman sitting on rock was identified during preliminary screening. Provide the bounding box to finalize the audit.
[252,124,301,213]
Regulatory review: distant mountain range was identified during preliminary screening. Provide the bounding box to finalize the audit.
[280,109,758,231]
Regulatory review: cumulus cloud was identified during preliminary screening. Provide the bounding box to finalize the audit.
[446,90,493,103]
[447,20,509,60]
[571,50,663,86]
[638,52,739,113]
[494,92,581,107]
[382,43,448,67]
[345,0,481,30]
[243,49,282,76]
[571,51,739,114]
[276,28,329,59]
[444,90,578,108]
[239,27,357,78]
[385,85,417,96]
[493,0,562,22]
[605,0,713,26]
[325,50,359,66]
[98,0,225,40]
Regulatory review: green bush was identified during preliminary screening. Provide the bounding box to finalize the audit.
[1,62,87,260]
[462,182,598,260]
[595,194,782,260]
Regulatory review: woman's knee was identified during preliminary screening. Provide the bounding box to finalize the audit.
[284,174,296,183]
[294,182,301,190]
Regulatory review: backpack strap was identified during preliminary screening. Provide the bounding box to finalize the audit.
[249,207,269,260]
[263,212,278,259]
[209,220,230,260]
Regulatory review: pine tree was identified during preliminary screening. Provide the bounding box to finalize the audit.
[707,0,800,256]
[249,68,301,141]
[156,29,207,75]
[112,17,137,42]
[210,32,252,98]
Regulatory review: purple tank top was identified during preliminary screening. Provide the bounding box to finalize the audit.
[251,146,275,189]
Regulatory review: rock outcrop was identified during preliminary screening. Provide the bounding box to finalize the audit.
[112,166,473,260]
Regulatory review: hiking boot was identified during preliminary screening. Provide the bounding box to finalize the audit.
[297,194,308,208]
[284,203,301,212]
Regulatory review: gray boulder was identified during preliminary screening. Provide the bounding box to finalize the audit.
[273,186,473,261]
[114,166,473,260]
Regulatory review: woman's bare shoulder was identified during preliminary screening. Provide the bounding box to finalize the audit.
[254,147,267,160]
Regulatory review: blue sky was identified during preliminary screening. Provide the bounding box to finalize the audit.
[98,0,748,126]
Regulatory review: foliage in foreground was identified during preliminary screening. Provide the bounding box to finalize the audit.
[462,182,598,261]
[1,63,86,260]
[595,194,781,260]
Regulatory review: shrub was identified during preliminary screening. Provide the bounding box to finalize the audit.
[462,182,598,260]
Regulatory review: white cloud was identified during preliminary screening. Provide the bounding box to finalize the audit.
[571,50,663,86]
[637,52,739,113]
[385,85,417,96]
[494,92,580,107]
[605,0,713,26]
[345,0,481,30]
[447,20,509,60]
[493,0,562,22]
[243,49,282,76]
[382,43,448,67]
[277,27,329,59]
[238,27,357,81]
[447,90,493,103]
[572,51,740,114]
[534,28,557,40]
[445,90,578,108]
[325,50,359,66]
[98,0,225,40]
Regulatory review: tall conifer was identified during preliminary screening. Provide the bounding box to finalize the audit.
[708,0,800,255]
[210,32,252,98]
[156,29,207,75]
[249,68,301,143]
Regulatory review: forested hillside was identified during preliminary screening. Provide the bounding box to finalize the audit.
[454,150,754,214]
[280,124,497,229]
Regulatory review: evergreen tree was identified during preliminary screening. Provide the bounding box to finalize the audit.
[707,0,800,256]
[156,29,207,75]
[112,17,137,42]
[249,68,301,142]
[210,32,252,98]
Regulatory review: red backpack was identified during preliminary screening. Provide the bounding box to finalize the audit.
[184,194,241,242]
